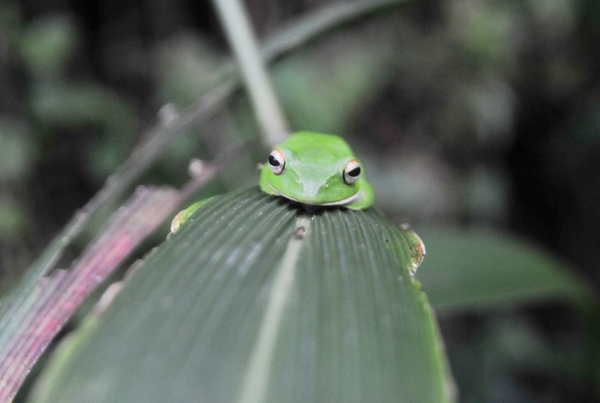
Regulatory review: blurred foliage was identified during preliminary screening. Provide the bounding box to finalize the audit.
[1,0,600,401]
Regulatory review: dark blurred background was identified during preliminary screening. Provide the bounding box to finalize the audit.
[1,0,600,401]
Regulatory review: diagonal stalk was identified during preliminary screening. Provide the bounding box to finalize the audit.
[212,0,290,146]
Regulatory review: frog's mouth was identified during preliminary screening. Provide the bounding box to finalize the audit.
[266,183,363,206]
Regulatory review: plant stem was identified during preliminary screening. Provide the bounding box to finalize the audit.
[212,0,290,147]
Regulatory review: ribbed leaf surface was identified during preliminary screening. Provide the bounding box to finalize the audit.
[30,187,450,403]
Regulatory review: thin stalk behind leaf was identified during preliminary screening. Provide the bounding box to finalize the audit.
[212,0,289,146]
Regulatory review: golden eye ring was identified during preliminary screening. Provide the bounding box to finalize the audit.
[268,149,285,175]
[343,159,361,184]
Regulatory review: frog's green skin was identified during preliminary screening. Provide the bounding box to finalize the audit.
[260,132,374,210]
[170,132,374,235]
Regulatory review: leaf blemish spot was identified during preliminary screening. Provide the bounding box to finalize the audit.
[294,226,306,239]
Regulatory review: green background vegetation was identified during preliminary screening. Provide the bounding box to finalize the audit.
[1,0,599,401]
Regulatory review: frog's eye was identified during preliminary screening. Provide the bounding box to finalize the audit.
[268,149,285,175]
[343,159,361,185]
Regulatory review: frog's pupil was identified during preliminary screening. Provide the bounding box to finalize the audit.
[269,155,280,166]
[348,167,361,177]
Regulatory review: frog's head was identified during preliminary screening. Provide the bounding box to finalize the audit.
[259,132,373,209]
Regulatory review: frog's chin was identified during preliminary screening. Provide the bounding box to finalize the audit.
[266,183,363,207]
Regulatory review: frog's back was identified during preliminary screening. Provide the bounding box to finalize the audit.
[282,132,354,160]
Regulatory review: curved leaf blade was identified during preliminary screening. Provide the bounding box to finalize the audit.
[30,188,451,403]
[416,226,591,312]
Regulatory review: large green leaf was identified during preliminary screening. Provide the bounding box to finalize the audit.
[29,187,451,403]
